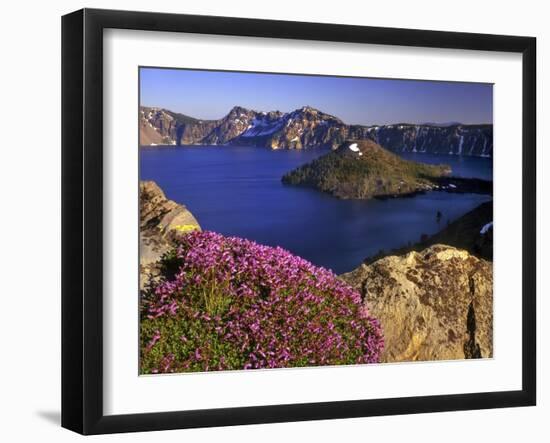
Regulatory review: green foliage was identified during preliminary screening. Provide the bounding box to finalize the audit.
[282,140,450,199]
[140,314,246,373]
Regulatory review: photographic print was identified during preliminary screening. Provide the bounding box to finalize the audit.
[138,67,493,374]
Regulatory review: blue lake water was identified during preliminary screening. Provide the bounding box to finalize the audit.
[140,146,492,274]
[399,152,493,180]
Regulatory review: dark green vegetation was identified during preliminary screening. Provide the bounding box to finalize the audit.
[436,176,493,195]
[282,140,452,199]
[365,201,493,264]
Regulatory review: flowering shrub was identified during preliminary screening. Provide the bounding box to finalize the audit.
[140,231,383,373]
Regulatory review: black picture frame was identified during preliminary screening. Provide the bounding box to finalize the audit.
[61,8,537,435]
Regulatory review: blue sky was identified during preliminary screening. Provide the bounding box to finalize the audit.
[140,67,493,126]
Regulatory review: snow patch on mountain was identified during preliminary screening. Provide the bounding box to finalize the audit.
[241,117,282,137]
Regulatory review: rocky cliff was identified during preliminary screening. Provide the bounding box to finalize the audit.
[139,105,493,157]
[340,244,493,362]
[349,123,493,157]
[140,180,201,287]
[140,107,218,146]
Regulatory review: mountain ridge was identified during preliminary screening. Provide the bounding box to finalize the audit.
[140,105,493,157]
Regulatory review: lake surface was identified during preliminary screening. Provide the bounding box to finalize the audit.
[140,146,492,274]
[399,151,493,180]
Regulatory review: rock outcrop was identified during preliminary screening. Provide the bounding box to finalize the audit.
[139,105,493,157]
[340,244,493,362]
[140,181,201,287]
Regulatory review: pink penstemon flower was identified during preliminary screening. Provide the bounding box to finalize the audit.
[141,230,383,373]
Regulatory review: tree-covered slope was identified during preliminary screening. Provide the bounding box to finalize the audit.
[282,140,451,199]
